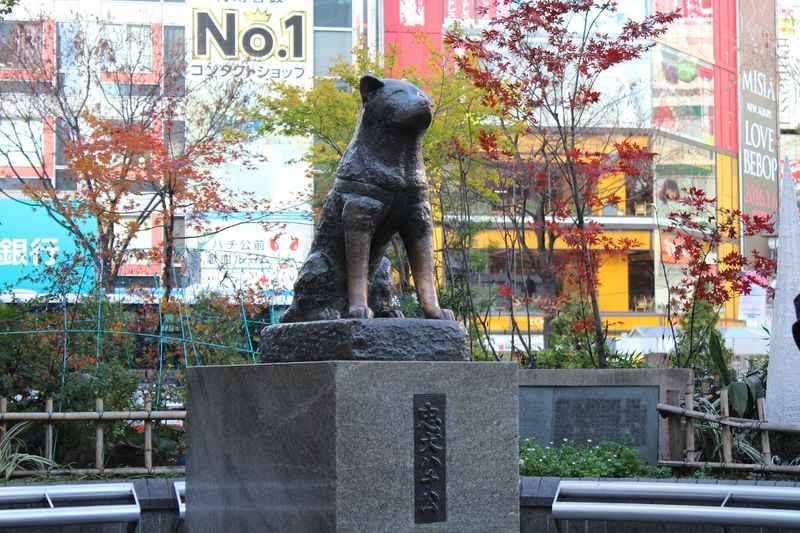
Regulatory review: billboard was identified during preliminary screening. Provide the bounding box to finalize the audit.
[778,0,800,130]
[651,136,716,217]
[739,0,779,257]
[184,218,313,305]
[0,1,316,301]
[188,0,313,89]
[652,44,715,145]
[652,0,714,63]
[0,200,92,297]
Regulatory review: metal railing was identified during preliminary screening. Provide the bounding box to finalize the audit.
[174,481,186,521]
[553,480,800,528]
[0,396,186,476]
[0,482,140,531]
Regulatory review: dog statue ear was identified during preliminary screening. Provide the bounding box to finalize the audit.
[359,75,384,101]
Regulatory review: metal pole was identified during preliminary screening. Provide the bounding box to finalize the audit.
[240,295,255,363]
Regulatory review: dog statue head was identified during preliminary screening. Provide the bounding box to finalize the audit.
[358,75,433,133]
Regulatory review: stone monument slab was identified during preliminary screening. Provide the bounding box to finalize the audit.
[187,361,519,532]
[520,385,659,463]
[518,369,692,463]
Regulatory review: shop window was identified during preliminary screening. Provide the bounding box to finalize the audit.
[313,30,352,77]
[0,21,43,70]
[315,0,352,28]
[163,25,185,96]
[164,120,186,156]
[652,45,715,145]
[628,250,655,312]
[626,170,654,216]
[0,118,42,168]
[652,0,714,63]
[651,136,715,218]
[102,24,153,73]
[446,247,571,314]
[55,169,76,191]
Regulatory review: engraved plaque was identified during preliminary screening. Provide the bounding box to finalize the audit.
[519,386,659,463]
[414,393,446,524]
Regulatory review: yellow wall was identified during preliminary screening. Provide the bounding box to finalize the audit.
[597,253,629,312]
[596,171,626,215]
[471,229,652,250]
[716,153,740,321]
[484,312,666,334]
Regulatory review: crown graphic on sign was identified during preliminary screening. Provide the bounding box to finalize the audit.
[244,8,271,24]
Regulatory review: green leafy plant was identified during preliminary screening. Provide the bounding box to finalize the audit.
[519,438,668,478]
[694,398,763,464]
[1,423,55,479]
[705,329,766,418]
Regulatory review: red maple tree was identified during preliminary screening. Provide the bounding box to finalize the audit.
[446,0,679,366]
[661,187,776,367]
[56,112,265,300]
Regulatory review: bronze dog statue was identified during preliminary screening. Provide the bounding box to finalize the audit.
[280,75,453,323]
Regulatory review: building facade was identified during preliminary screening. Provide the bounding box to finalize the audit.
[378,0,779,349]
[0,0,780,347]
[0,0,363,305]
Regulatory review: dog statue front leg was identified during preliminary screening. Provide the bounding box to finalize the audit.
[342,193,386,319]
[401,203,455,321]
[345,228,373,318]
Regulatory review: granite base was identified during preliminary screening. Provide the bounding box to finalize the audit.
[259,318,470,362]
[186,361,519,532]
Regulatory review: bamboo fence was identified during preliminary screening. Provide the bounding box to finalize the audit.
[657,393,800,474]
[0,396,186,477]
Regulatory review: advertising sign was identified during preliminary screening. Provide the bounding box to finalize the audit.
[652,0,714,63]
[651,136,716,217]
[778,0,800,130]
[0,200,91,297]
[739,276,769,327]
[185,0,314,302]
[739,0,779,257]
[188,0,313,89]
[652,45,715,145]
[184,218,312,304]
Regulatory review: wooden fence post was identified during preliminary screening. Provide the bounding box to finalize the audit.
[144,397,153,473]
[685,375,696,462]
[0,397,7,442]
[720,388,734,465]
[45,397,53,461]
[95,398,104,473]
[757,397,772,465]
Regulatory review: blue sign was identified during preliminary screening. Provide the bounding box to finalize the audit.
[0,199,94,296]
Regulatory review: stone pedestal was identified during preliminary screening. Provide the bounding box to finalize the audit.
[187,361,519,532]
[259,318,470,362]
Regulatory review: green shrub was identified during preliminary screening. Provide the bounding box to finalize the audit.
[519,438,669,478]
